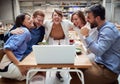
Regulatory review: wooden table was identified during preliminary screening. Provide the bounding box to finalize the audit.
[19,52,92,84]
[19,52,92,68]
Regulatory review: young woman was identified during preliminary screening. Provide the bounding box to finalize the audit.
[44,10,73,82]
[0,13,33,80]
[44,10,73,45]
[71,10,91,41]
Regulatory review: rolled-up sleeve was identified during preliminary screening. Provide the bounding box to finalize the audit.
[4,29,30,51]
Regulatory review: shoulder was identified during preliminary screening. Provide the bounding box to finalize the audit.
[104,22,115,28]
[38,26,45,31]
[20,27,31,36]
[21,27,29,32]
[102,21,118,33]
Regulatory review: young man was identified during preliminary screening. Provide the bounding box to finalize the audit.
[80,4,120,84]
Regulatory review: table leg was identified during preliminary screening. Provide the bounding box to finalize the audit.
[26,69,84,84]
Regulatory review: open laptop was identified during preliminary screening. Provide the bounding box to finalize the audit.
[32,45,76,64]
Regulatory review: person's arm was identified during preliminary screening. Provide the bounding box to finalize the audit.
[4,28,31,75]
[10,28,24,34]
[85,27,116,56]
[4,49,19,65]
[4,28,30,57]
[4,49,29,75]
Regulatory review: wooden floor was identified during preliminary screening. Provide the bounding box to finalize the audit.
[0,72,81,84]
[0,78,26,84]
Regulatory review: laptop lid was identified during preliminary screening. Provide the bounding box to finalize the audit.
[32,45,76,64]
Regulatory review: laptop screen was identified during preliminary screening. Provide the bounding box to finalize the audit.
[32,45,76,64]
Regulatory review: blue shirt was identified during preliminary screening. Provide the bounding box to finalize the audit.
[4,27,31,61]
[4,25,45,57]
[23,26,45,56]
[86,21,120,74]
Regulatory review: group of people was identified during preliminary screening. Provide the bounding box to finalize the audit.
[0,4,120,84]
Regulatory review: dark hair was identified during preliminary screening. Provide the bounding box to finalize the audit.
[15,13,31,27]
[0,22,3,27]
[86,4,105,20]
[33,10,45,18]
[71,10,86,25]
[52,10,63,18]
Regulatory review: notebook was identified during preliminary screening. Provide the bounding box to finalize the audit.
[32,45,76,64]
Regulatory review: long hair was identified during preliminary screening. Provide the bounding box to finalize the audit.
[15,13,31,27]
[71,10,86,25]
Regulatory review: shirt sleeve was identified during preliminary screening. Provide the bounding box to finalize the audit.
[85,27,117,56]
[4,29,30,51]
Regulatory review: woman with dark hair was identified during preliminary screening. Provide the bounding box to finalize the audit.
[71,10,98,57]
[71,10,91,41]
[0,13,33,80]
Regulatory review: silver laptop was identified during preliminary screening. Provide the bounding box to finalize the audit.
[32,45,76,64]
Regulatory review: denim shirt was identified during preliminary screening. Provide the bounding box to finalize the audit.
[85,21,120,74]
[4,27,31,61]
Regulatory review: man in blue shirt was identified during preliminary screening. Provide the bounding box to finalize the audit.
[80,4,120,84]
[23,10,45,56]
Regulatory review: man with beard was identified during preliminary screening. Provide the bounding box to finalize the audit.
[80,4,120,84]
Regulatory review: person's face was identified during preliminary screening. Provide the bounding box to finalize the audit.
[52,12,62,24]
[86,12,98,28]
[72,14,83,28]
[23,15,33,29]
[33,15,44,27]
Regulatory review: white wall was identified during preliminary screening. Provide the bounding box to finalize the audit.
[105,3,112,21]
[0,0,13,24]
[114,4,120,24]
[0,0,20,25]
[104,0,120,24]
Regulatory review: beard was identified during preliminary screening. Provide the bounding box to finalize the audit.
[90,21,98,29]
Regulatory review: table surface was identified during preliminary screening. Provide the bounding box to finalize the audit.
[19,51,92,69]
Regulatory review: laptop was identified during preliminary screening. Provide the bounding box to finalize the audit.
[32,45,76,64]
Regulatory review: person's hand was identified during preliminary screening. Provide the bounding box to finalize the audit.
[18,66,29,76]
[80,27,89,37]
[10,28,24,34]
